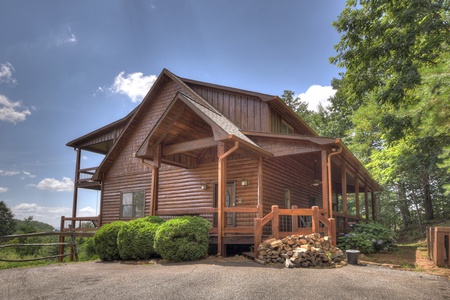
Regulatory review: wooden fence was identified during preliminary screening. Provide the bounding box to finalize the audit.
[0,229,93,262]
[427,226,450,267]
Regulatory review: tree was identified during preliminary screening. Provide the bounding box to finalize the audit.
[330,0,450,226]
[331,0,450,107]
[0,201,15,236]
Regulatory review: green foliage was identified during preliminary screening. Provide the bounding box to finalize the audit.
[93,221,125,261]
[15,217,55,233]
[117,217,165,260]
[338,222,397,254]
[331,0,450,106]
[0,201,16,236]
[154,216,211,262]
[77,237,98,261]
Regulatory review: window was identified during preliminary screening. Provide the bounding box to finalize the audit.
[121,191,145,218]
[284,189,291,208]
[280,120,294,134]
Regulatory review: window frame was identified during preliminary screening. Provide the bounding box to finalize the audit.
[120,190,145,219]
[280,120,294,134]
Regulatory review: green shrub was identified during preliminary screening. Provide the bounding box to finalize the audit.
[93,221,125,261]
[78,237,98,261]
[117,216,165,260]
[154,216,211,262]
[338,222,397,254]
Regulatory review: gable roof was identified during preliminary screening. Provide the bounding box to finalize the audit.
[67,68,380,190]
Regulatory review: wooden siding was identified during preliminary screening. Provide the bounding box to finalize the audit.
[101,172,152,223]
[190,85,270,132]
[270,110,311,135]
[262,156,322,215]
[158,157,259,228]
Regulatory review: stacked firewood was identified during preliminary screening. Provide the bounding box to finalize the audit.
[256,233,345,268]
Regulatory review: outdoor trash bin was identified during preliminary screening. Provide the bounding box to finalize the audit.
[346,250,360,265]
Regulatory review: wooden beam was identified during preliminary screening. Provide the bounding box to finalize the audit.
[371,190,377,221]
[162,137,217,156]
[364,184,369,222]
[150,166,159,216]
[321,149,329,217]
[341,164,348,230]
[72,148,81,229]
[149,144,161,216]
[257,157,263,217]
[217,142,226,256]
[354,173,360,221]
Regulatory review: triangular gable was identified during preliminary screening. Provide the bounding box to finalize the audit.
[135,92,270,165]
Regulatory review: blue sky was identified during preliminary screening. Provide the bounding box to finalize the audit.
[0,0,346,228]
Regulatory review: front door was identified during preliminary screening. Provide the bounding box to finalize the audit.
[214,181,236,227]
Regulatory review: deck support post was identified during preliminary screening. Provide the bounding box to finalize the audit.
[371,190,377,221]
[71,148,81,229]
[151,145,161,216]
[354,174,360,221]
[320,149,329,217]
[341,164,348,232]
[364,184,369,222]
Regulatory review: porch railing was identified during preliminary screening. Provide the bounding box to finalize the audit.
[253,205,336,259]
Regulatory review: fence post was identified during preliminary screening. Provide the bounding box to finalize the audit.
[58,216,65,262]
[328,218,336,246]
[312,206,320,234]
[69,227,79,262]
[254,218,262,260]
[272,205,279,239]
[291,205,298,231]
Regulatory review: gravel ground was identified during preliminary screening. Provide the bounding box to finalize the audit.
[1,257,449,300]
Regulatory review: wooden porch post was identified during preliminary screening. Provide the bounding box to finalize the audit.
[71,148,81,229]
[341,164,348,231]
[371,190,377,221]
[321,149,329,217]
[217,141,239,257]
[149,145,161,216]
[257,157,264,217]
[364,183,369,222]
[354,173,360,221]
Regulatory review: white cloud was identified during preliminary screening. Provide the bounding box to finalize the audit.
[33,177,74,192]
[0,187,8,193]
[0,169,35,178]
[110,71,157,102]
[0,169,20,176]
[0,62,17,85]
[53,26,77,46]
[297,85,336,112]
[78,206,97,216]
[22,171,36,178]
[0,94,32,123]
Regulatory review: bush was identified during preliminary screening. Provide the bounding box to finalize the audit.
[93,221,125,261]
[154,216,211,262]
[78,237,98,261]
[338,222,397,254]
[117,216,165,260]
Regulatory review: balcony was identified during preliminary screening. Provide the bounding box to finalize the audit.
[76,167,101,190]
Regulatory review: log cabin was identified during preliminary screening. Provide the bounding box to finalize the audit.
[63,68,381,257]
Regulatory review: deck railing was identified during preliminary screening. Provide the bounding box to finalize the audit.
[253,205,336,259]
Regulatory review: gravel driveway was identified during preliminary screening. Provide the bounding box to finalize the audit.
[1,257,449,300]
